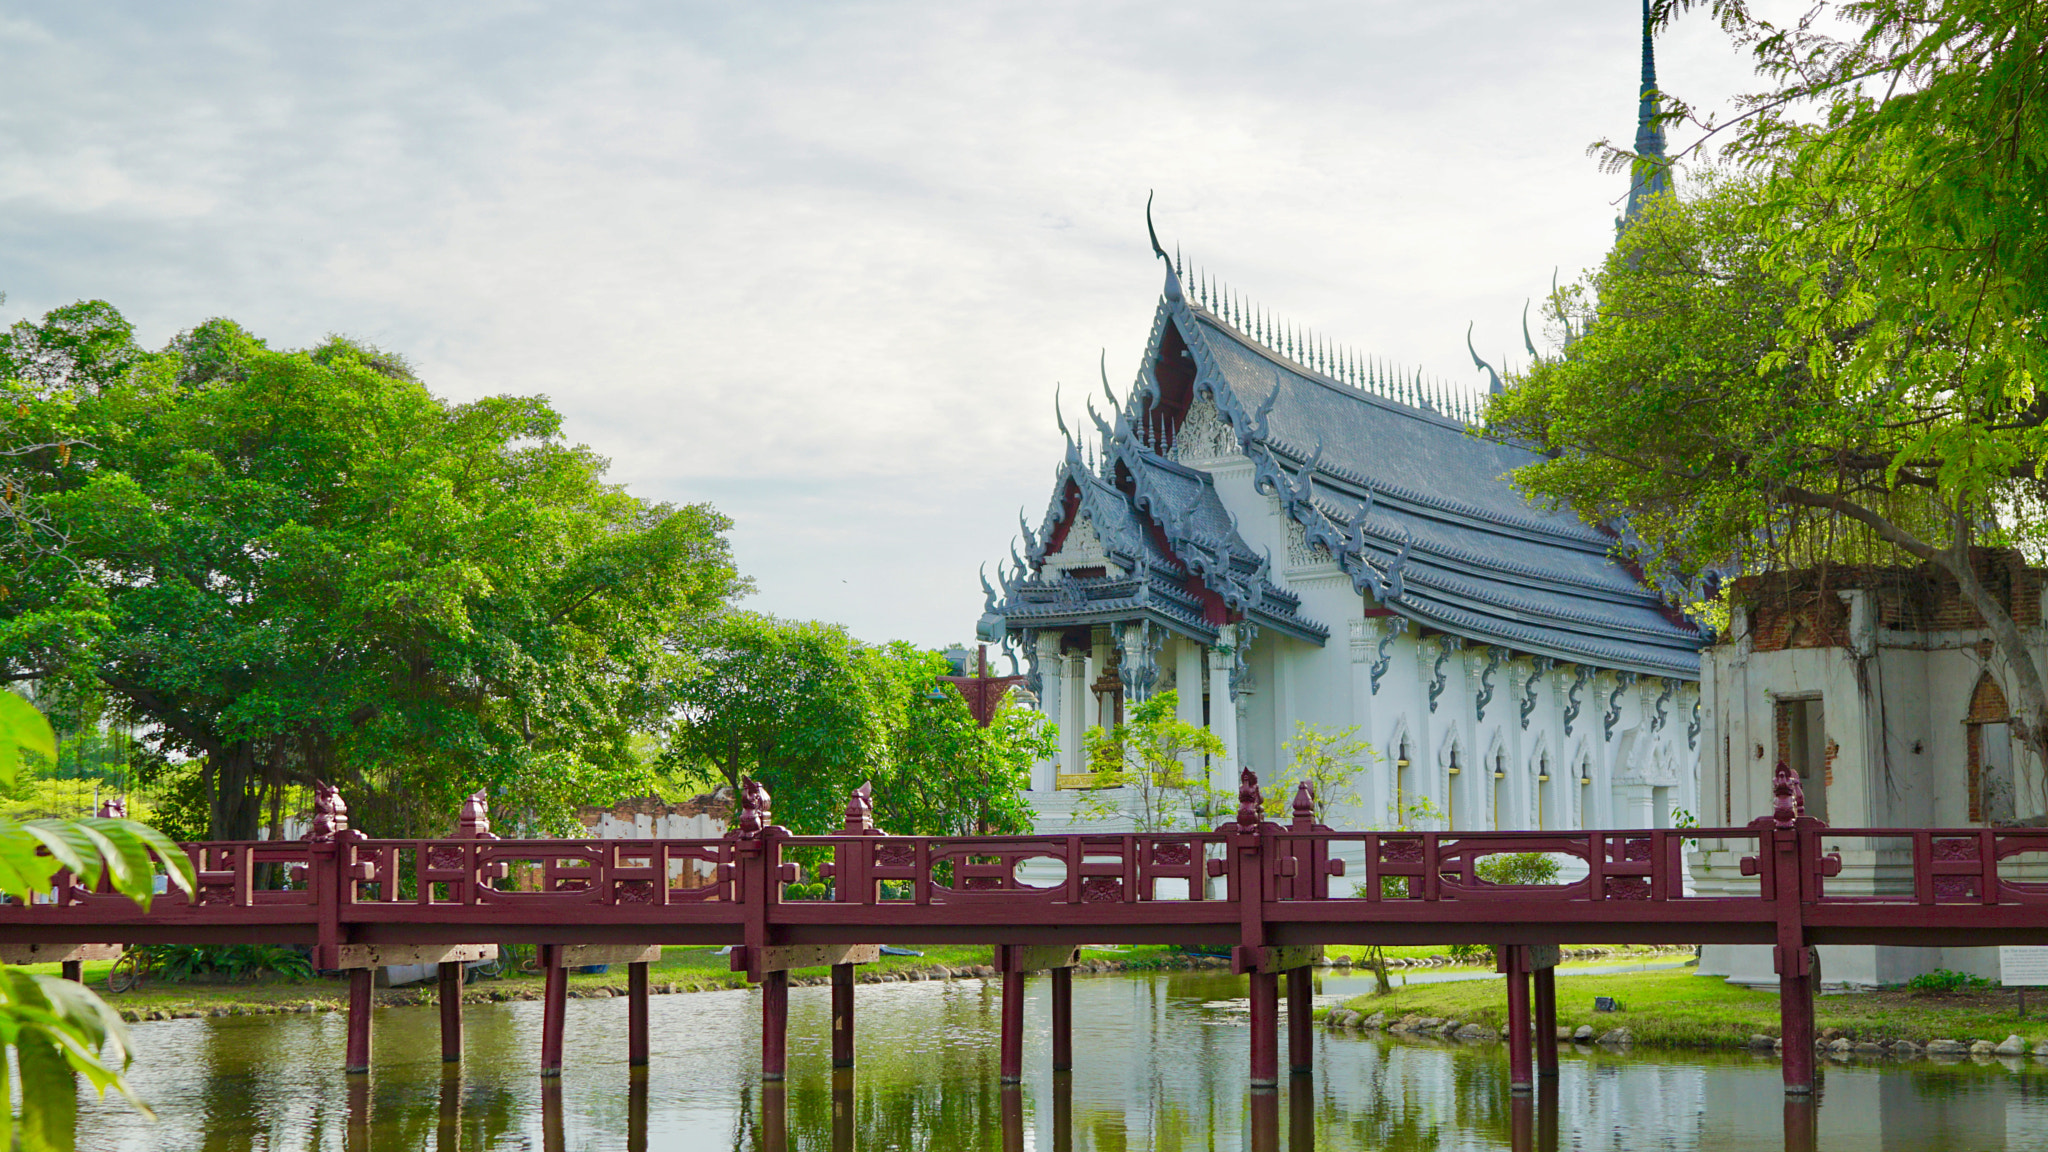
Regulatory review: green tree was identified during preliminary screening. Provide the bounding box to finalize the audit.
[666,617,1052,836]
[0,691,194,1150]
[871,646,1052,836]
[1501,0,2048,771]
[1263,721,1378,823]
[665,613,890,835]
[1074,691,1226,833]
[0,303,745,839]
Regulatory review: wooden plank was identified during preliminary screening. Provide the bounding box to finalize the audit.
[552,944,662,968]
[733,943,880,974]
[993,944,1081,973]
[334,943,498,969]
[0,942,122,965]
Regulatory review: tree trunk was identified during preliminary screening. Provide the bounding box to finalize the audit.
[207,742,264,841]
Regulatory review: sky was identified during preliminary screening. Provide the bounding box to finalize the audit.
[0,1,1775,649]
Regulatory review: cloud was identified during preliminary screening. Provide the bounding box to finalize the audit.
[0,0,1769,646]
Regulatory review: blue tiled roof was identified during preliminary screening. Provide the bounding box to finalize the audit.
[1162,287,1703,679]
[991,266,1706,681]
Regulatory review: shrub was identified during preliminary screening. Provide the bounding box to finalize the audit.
[1906,968,1992,993]
[141,944,313,982]
[1476,852,1563,886]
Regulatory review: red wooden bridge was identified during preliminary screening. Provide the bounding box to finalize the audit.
[11,767,2048,1097]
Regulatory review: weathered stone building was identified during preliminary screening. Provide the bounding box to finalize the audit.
[1696,552,2048,984]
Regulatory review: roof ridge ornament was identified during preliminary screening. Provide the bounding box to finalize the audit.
[1145,191,1184,303]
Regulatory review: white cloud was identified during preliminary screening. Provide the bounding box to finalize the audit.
[0,0,1774,646]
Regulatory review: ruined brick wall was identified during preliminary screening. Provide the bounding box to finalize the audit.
[1738,550,2044,654]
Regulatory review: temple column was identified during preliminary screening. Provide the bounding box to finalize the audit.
[1061,653,1087,777]
[1209,631,1239,794]
[1033,633,1063,791]
[1176,638,1205,780]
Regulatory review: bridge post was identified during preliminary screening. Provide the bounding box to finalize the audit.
[438,961,463,1063]
[345,967,373,1074]
[1051,966,1073,1072]
[831,962,855,1068]
[1748,764,1830,1095]
[1503,944,1533,1092]
[1533,964,1559,1076]
[1286,965,1313,1074]
[628,961,650,1067]
[61,959,81,983]
[1248,968,1279,1087]
[540,945,567,1078]
[999,964,1026,1083]
[762,969,790,1081]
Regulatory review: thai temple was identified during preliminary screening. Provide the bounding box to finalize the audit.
[981,5,1709,837]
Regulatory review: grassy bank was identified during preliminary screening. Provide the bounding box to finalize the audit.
[1336,967,2048,1051]
[21,944,1217,1022]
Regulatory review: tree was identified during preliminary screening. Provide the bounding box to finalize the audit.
[1074,691,1226,833]
[0,304,746,839]
[1263,721,1377,824]
[665,617,1053,836]
[1504,0,2048,777]
[665,613,890,835]
[871,647,1052,836]
[0,691,194,1150]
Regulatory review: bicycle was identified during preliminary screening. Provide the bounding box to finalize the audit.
[105,948,151,994]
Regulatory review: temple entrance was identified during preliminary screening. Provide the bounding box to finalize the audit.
[1776,696,1828,825]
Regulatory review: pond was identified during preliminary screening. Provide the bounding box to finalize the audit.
[77,969,2048,1150]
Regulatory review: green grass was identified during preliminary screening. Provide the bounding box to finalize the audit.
[1337,967,2048,1050]
[20,944,1186,1018]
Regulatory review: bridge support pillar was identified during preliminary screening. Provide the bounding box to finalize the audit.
[541,946,567,1078]
[1248,968,1279,1088]
[1779,949,1816,1094]
[439,961,463,1063]
[762,969,790,1080]
[831,962,855,1068]
[999,966,1026,1083]
[628,961,650,1067]
[1286,966,1313,1075]
[60,960,82,983]
[1504,945,1533,1092]
[1051,966,1072,1072]
[1533,965,1558,1077]
[346,967,373,1074]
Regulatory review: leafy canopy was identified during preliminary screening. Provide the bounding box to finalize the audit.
[0,303,746,839]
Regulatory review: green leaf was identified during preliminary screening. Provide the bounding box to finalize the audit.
[0,693,56,788]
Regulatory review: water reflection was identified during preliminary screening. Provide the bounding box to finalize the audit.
[76,970,2048,1150]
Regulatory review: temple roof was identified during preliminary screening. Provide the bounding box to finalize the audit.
[994,438,1328,648]
[1152,273,1704,678]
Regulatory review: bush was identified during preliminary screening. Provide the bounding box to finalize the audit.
[1476,852,1563,886]
[140,944,313,982]
[1906,968,1993,993]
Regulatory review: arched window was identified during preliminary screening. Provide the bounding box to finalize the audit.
[1492,751,1508,830]
[1393,737,1412,827]
[1536,755,1551,830]
[1446,746,1462,830]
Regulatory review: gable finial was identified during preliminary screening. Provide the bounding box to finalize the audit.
[1146,191,1184,302]
[1467,321,1504,396]
[1054,381,1071,443]
[1522,299,1539,358]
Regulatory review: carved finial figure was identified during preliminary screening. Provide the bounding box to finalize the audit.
[456,790,497,840]
[735,777,771,839]
[1292,779,1316,826]
[1236,768,1263,831]
[844,781,875,832]
[1770,763,1804,828]
[306,781,352,843]
[96,797,128,820]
